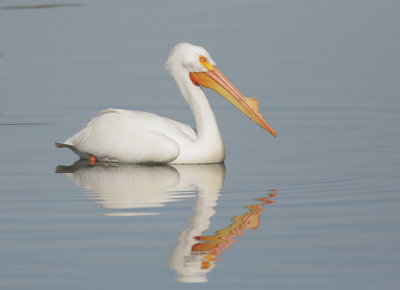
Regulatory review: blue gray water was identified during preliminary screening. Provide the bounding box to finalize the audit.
[1,1,399,289]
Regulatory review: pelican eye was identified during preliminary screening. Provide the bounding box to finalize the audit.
[199,55,214,71]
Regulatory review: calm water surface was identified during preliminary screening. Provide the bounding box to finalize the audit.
[1,1,399,289]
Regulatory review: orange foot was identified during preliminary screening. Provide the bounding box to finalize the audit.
[89,155,98,166]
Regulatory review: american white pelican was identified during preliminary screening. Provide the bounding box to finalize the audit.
[56,43,276,164]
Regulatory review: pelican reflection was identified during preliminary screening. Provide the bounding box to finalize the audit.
[56,161,276,283]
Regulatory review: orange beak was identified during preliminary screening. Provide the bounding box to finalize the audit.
[190,67,277,137]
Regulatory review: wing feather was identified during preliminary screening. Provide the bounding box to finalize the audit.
[59,109,196,163]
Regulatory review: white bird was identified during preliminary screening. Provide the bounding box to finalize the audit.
[56,43,277,164]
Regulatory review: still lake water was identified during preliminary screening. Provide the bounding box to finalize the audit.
[1,1,399,289]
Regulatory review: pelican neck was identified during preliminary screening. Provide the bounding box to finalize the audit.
[174,70,222,142]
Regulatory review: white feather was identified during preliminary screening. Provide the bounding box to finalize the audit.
[58,43,225,164]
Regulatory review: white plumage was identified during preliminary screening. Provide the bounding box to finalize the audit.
[57,43,276,164]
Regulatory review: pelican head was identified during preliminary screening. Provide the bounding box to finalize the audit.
[165,42,277,137]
